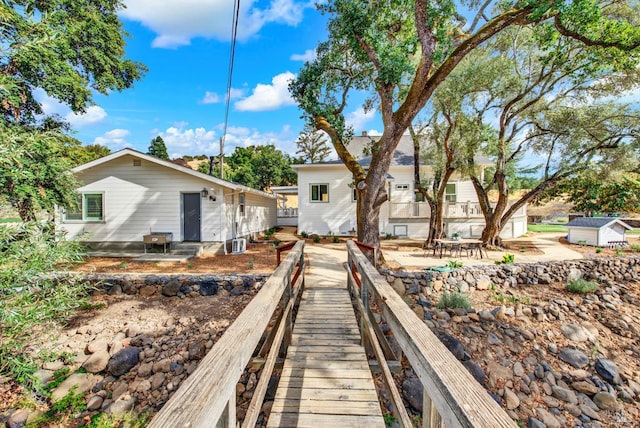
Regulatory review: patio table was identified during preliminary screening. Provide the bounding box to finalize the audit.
[434,238,482,258]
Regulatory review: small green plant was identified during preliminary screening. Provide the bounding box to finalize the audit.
[631,244,640,252]
[383,413,397,427]
[86,412,152,428]
[615,246,624,256]
[273,239,281,247]
[385,233,393,240]
[300,231,309,238]
[446,259,463,269]
[43,367,71,392]
[577,239,587,247]
[566,278,599,294]
[312,234,321,243]
[152,261,159,267]
[247,257,254,270]
[117,261,128,269]
[595,247,603,254]
[187,261,194,269]
[495,253,515,265]
[28,388,87,426]
[436,291,471,310]
[332,236,340,243]
[492,289,531,306]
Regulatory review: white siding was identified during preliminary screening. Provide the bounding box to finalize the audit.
[297,166,356,235]
[599,224,626,246]
[61,154,276,243]
[568,228,598,246]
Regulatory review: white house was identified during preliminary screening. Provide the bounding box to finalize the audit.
[59,149,277,252]
[566,217,632,246]
[285,133,527,239]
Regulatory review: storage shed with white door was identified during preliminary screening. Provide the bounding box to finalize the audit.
[566,217,632,247]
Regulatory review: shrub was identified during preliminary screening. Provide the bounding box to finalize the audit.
[566,278,599,294]
[446,259,463,269]
[615,246,624,256]
[332,236,340,243]
[595,247,602,254]
[385,233,393,240]
[300,231,309,238]
[631,244,640,252]
[0,223,91,390]
[436,292,471,310]
[495,253,515,265]
[273,239,281,247]
[312,234,321,243]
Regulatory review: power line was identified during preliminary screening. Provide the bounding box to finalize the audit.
[216,0,241,179]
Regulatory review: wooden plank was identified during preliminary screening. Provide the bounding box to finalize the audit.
[291,338,361,346]
[275,376,377,390]
[286,344,365,353]
[271,400,382,415]
[284,360,370,370]
[286,353,368,362]
[280,367,376,379]
[274,387,379,402]
[290,333,361,341]
[267,413,385,428]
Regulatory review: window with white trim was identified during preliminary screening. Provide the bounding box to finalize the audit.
[64,193,104,221]
[239,194,245,216]
[445,183,456,203]
[310,184,329,202]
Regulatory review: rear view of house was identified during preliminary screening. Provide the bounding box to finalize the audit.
[59,149,277,253]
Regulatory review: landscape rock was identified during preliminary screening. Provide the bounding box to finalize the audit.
[561,324,590,342]
[595,358,621,385]
[402,378,423,413]
[593,391,618,411]
[83,350,111,373]
[51,373,94,402]
[107,348,141,377]
[558,347,589,368]
[6,409,29,428]
[162,278,181,296]
[199,279,219,296]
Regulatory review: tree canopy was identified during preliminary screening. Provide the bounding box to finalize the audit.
[147,136,169,160]
[290,0,640,255]
[1,0,146,123]
[225,145,297,191]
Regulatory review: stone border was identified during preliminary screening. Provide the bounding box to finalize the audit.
[63,273,271,298]
[381,256,640,295]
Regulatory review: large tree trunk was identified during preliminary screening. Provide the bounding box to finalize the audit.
[15,199,36,222]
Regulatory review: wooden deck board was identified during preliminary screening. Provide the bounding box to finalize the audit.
[268,271,384,428]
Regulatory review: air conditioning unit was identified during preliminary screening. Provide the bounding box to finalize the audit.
[232,238,246,254]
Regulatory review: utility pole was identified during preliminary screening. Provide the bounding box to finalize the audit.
[219,136,224,180]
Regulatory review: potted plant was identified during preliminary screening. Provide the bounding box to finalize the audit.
[452,232,461,241]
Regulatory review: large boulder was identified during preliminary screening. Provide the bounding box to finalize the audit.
[107,348,141,377]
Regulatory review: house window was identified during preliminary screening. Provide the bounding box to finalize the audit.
[445,183,456,203]
[65,193,104,221]
[395,184,409,190]
[311,184,329,202]
[239,194,245,216]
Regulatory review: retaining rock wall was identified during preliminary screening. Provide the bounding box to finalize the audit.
[381,256,640,295]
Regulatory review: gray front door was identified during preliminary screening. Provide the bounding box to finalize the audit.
[183,193,201,241]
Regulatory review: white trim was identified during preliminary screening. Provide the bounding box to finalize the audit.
[73,149,276,200]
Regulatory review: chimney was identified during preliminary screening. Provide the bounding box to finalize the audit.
[361,131,367,137]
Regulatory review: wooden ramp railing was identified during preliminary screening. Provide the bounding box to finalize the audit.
[148,241,305,428]
[347,240,515,428]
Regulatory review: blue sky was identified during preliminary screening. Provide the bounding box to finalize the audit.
[37,0,377,160]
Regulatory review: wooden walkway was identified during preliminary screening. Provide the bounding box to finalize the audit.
[268,247,384,427]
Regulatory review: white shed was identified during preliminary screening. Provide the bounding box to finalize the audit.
[566,217,632,247]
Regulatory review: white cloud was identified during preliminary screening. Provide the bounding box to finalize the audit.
[121,0,308,48]
[228,88,245,101]
[200,91,221,104]
[234,72,296,112]
[66,105,107,127]
[346,107,375,132]
[290,49,316,62]
[154,124,297,157]
[93,129,132,149]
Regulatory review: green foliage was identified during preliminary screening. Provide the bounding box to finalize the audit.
[492,289,531,306]
[1,1,146,123]
[85,412,151,428]
[385,233,393,240]
[273,239,282,247]
[300,231,309,238]
[44,368,71,393]
[446,259,463,269]
[225,145,297,190]
[595,247,603,253]
[527,224,568,233]
[64,144,111,167]
[332,236,340,243]
[147,136,169,160]
[566,278,599,294]
[496,253,515,265]
[26,388,87,427]
[436,292,471,310]
[615,246,624,257]
[630,244,640,252]
[0,124,81,221]
[383,412,396,427]
[0,223,90,390]
[312,234,321,243]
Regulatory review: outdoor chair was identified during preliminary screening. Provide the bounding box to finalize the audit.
[423,240,441,257]
[475,241,489,259]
